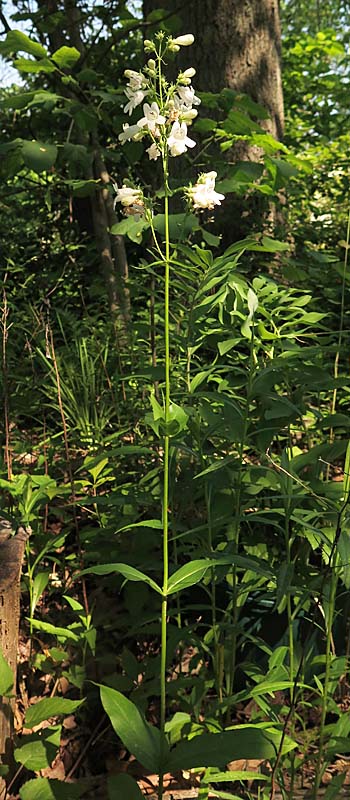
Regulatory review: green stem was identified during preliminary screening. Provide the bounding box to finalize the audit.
[158,156,170,800]
[313,565,338,798]
[328,204,350,478]
[226,331,255,700]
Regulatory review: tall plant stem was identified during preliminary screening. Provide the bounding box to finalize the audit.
[1,274,11,480]
[328,204,350,474]
[158,159,170,800]
[226,333,255,701]
[313,565,338,798]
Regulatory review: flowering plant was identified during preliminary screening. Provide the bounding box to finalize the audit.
[110,34,225,800]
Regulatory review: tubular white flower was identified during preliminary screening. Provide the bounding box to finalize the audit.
[118,123,144,144]
[124,69,148,91]
[167,121,196,157]
[113,184,143,207]
[188,171,225,210]
[147,143,161,161]
[171,34,194,46]
[124,87,147,116]
[176,85,201,108]
[137,102,166,131]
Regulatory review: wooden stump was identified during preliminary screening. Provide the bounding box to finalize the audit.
[0,523,28,793]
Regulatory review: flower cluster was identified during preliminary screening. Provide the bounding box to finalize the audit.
[114,34,225,216]
[187,172,225,211]
[118,33,200,162]
[113,184,145,220]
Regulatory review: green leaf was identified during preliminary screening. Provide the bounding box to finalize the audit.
[0,92,35,109]
[107,774,144,800]
[20,778,85,800]
[13,57,56,73]
[79,563,162,595]
[116,519,163,533]
[167,560,213,595]
[25,697,84,728]
[1,30,47,58]
[14,726,61,771]
[0,647,13,695]
[51,46,80,70]
[100,685,169,772]
[110,217,149,243]
[168,725,296,771]
[28,619,80,641]
[202,770,268,783]
[222,109,264,135]
[22,140,58,173]
[30,572,50,617]
[247,287,258,317]
[249,236,289,252]
[201,228,221,247]
[344,440,350,504]
[338,530,350,589]
[153,213,198,240]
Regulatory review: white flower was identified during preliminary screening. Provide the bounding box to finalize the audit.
[118,123,143,144]
[124,87,147,116]
[172,34,194,46]
[137,102,166,132]
[176,85,201,108]
[167,121,196,157]
[124,69,147,91]
[147,143,161,161]
[113,184,143,207]
[188,171,225,210]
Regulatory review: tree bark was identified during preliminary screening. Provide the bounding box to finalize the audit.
[91,149,130,329]
[36,0,130,323]
[0,524,28,791]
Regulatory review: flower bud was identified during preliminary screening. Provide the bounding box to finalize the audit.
[168,42,180,52]
[181,108,198,122]
[183,67,196,78]
[172,34,194,46]
[180,77,191,85]
[148,59,156,70]
[144,39,153,50]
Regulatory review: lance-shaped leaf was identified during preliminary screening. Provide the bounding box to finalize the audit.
[100,685,169,772]
[25,697,84,728]
[167,560,213,595]
[168,724,297,771]
[79,563,162,594]
[0,648,13,696]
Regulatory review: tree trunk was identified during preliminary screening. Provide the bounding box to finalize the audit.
[36,0,130,323]
[143,0,284,243]
[91,150,130,330]
[0,524,28,792]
